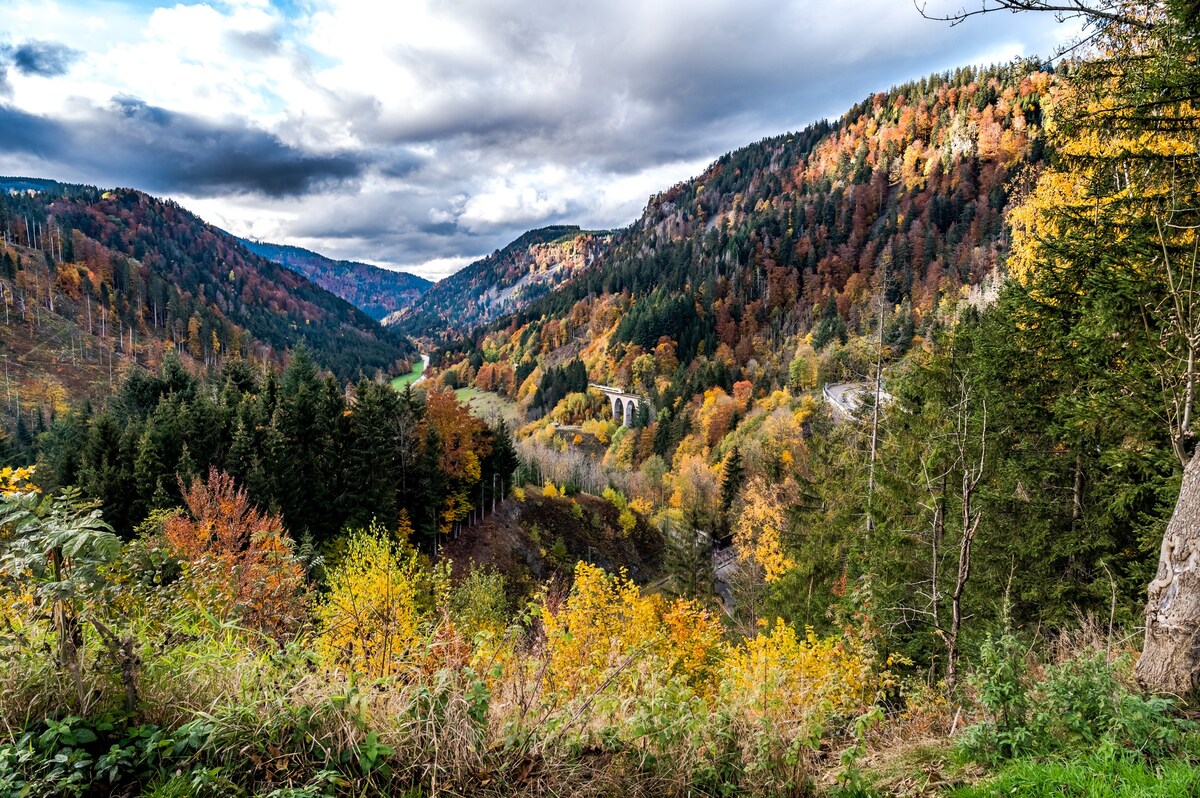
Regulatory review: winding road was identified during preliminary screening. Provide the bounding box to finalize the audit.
[823,381,894,419]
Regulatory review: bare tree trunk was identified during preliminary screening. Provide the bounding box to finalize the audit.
[945,384,986,691]
[866,268,886,534]
[1137,450,1200,697]
[946,486,982,690]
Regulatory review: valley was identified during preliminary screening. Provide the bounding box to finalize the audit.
[241,239,431,322]
[1,3,1199,796]
[390,352,428,392]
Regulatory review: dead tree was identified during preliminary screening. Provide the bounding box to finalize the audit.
[946,378,987,689]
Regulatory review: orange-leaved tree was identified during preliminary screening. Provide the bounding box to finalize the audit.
[163,468,306,641]
[423,388,491,534]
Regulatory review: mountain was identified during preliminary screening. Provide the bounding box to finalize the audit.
[0,180,413,403]
[388,225,612,338]
[239,239,431,321]
[0,177,71,196]
[437,61,1050,417]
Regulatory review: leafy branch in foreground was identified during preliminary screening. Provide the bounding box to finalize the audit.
[0,470,120,705]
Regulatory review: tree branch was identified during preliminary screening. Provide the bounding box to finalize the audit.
[915,0,1155,30]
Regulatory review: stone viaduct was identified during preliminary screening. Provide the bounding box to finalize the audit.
[589,383,646,426]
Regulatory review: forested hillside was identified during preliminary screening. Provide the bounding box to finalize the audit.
[240,238,431,321]
[390,225,612,339]
[31,347,516,543]
[3,4,1200,797]
[0,180,413,387]
[422,60,1043,358]
[434,57,1171,678]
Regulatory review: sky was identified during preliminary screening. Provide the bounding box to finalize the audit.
[0,0,1075,281]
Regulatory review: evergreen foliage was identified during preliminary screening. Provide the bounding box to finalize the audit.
[34,351,517,548]
[529,357,588,418]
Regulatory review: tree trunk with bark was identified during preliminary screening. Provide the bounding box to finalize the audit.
[1137,451,1200,697]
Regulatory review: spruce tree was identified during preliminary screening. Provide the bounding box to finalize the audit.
[411,424,444,555]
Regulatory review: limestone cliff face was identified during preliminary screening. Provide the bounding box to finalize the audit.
[389,226,611,339]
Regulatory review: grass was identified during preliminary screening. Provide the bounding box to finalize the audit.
[949,748,1200,798]
[844,738,967,797]
[456,388,520,424]
[390,358,425,391]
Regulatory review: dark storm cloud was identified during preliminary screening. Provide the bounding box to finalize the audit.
[0,38,80,98]
[0,97,365,198]
[0,104,62,150]
[6,40,81,77]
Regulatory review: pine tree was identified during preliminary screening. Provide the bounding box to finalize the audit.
[720,446,744,511]
[664,512,715,600]
[226,413,260,491]
[478,418,519,514]
[268,345,340,543]
[14,412,31,454]
[344,379,401,531]
[410,424,444,556]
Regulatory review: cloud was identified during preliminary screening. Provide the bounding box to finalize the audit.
[0,0,1078,279]
[0,37,81,97]
[0,97,364,197]
[8,40,81,76]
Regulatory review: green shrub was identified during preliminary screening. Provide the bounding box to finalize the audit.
[959,635,1032,762]
[958,635,1193,766]
[0,715,212,798]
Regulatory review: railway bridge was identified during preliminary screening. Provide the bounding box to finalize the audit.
[589,383,646,426]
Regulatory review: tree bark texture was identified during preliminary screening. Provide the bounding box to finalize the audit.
[1137,451,1200,697]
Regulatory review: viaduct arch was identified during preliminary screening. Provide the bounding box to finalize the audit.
[589,383,646,426]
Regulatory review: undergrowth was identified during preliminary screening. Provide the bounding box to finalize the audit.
[0,468,1192,797]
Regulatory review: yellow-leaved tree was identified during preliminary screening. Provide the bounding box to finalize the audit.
[735,476,798,582]
[999,4,1200,693]
[316,524,425,678]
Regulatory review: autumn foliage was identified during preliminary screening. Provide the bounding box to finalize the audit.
[541,562,726,695]
[722,619,879,729]
[314,524,428,679]
[163,468,306,641]
[424,388,492,533]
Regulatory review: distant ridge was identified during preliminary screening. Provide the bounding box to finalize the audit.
[240,238,431,321]
[390,225,613,338]
[0,178,413,386]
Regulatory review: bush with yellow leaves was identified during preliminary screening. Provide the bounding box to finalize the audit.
[722,619,878,730]
[526,562,895,794]
[541,562,724,697]
[315,524,426,678]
